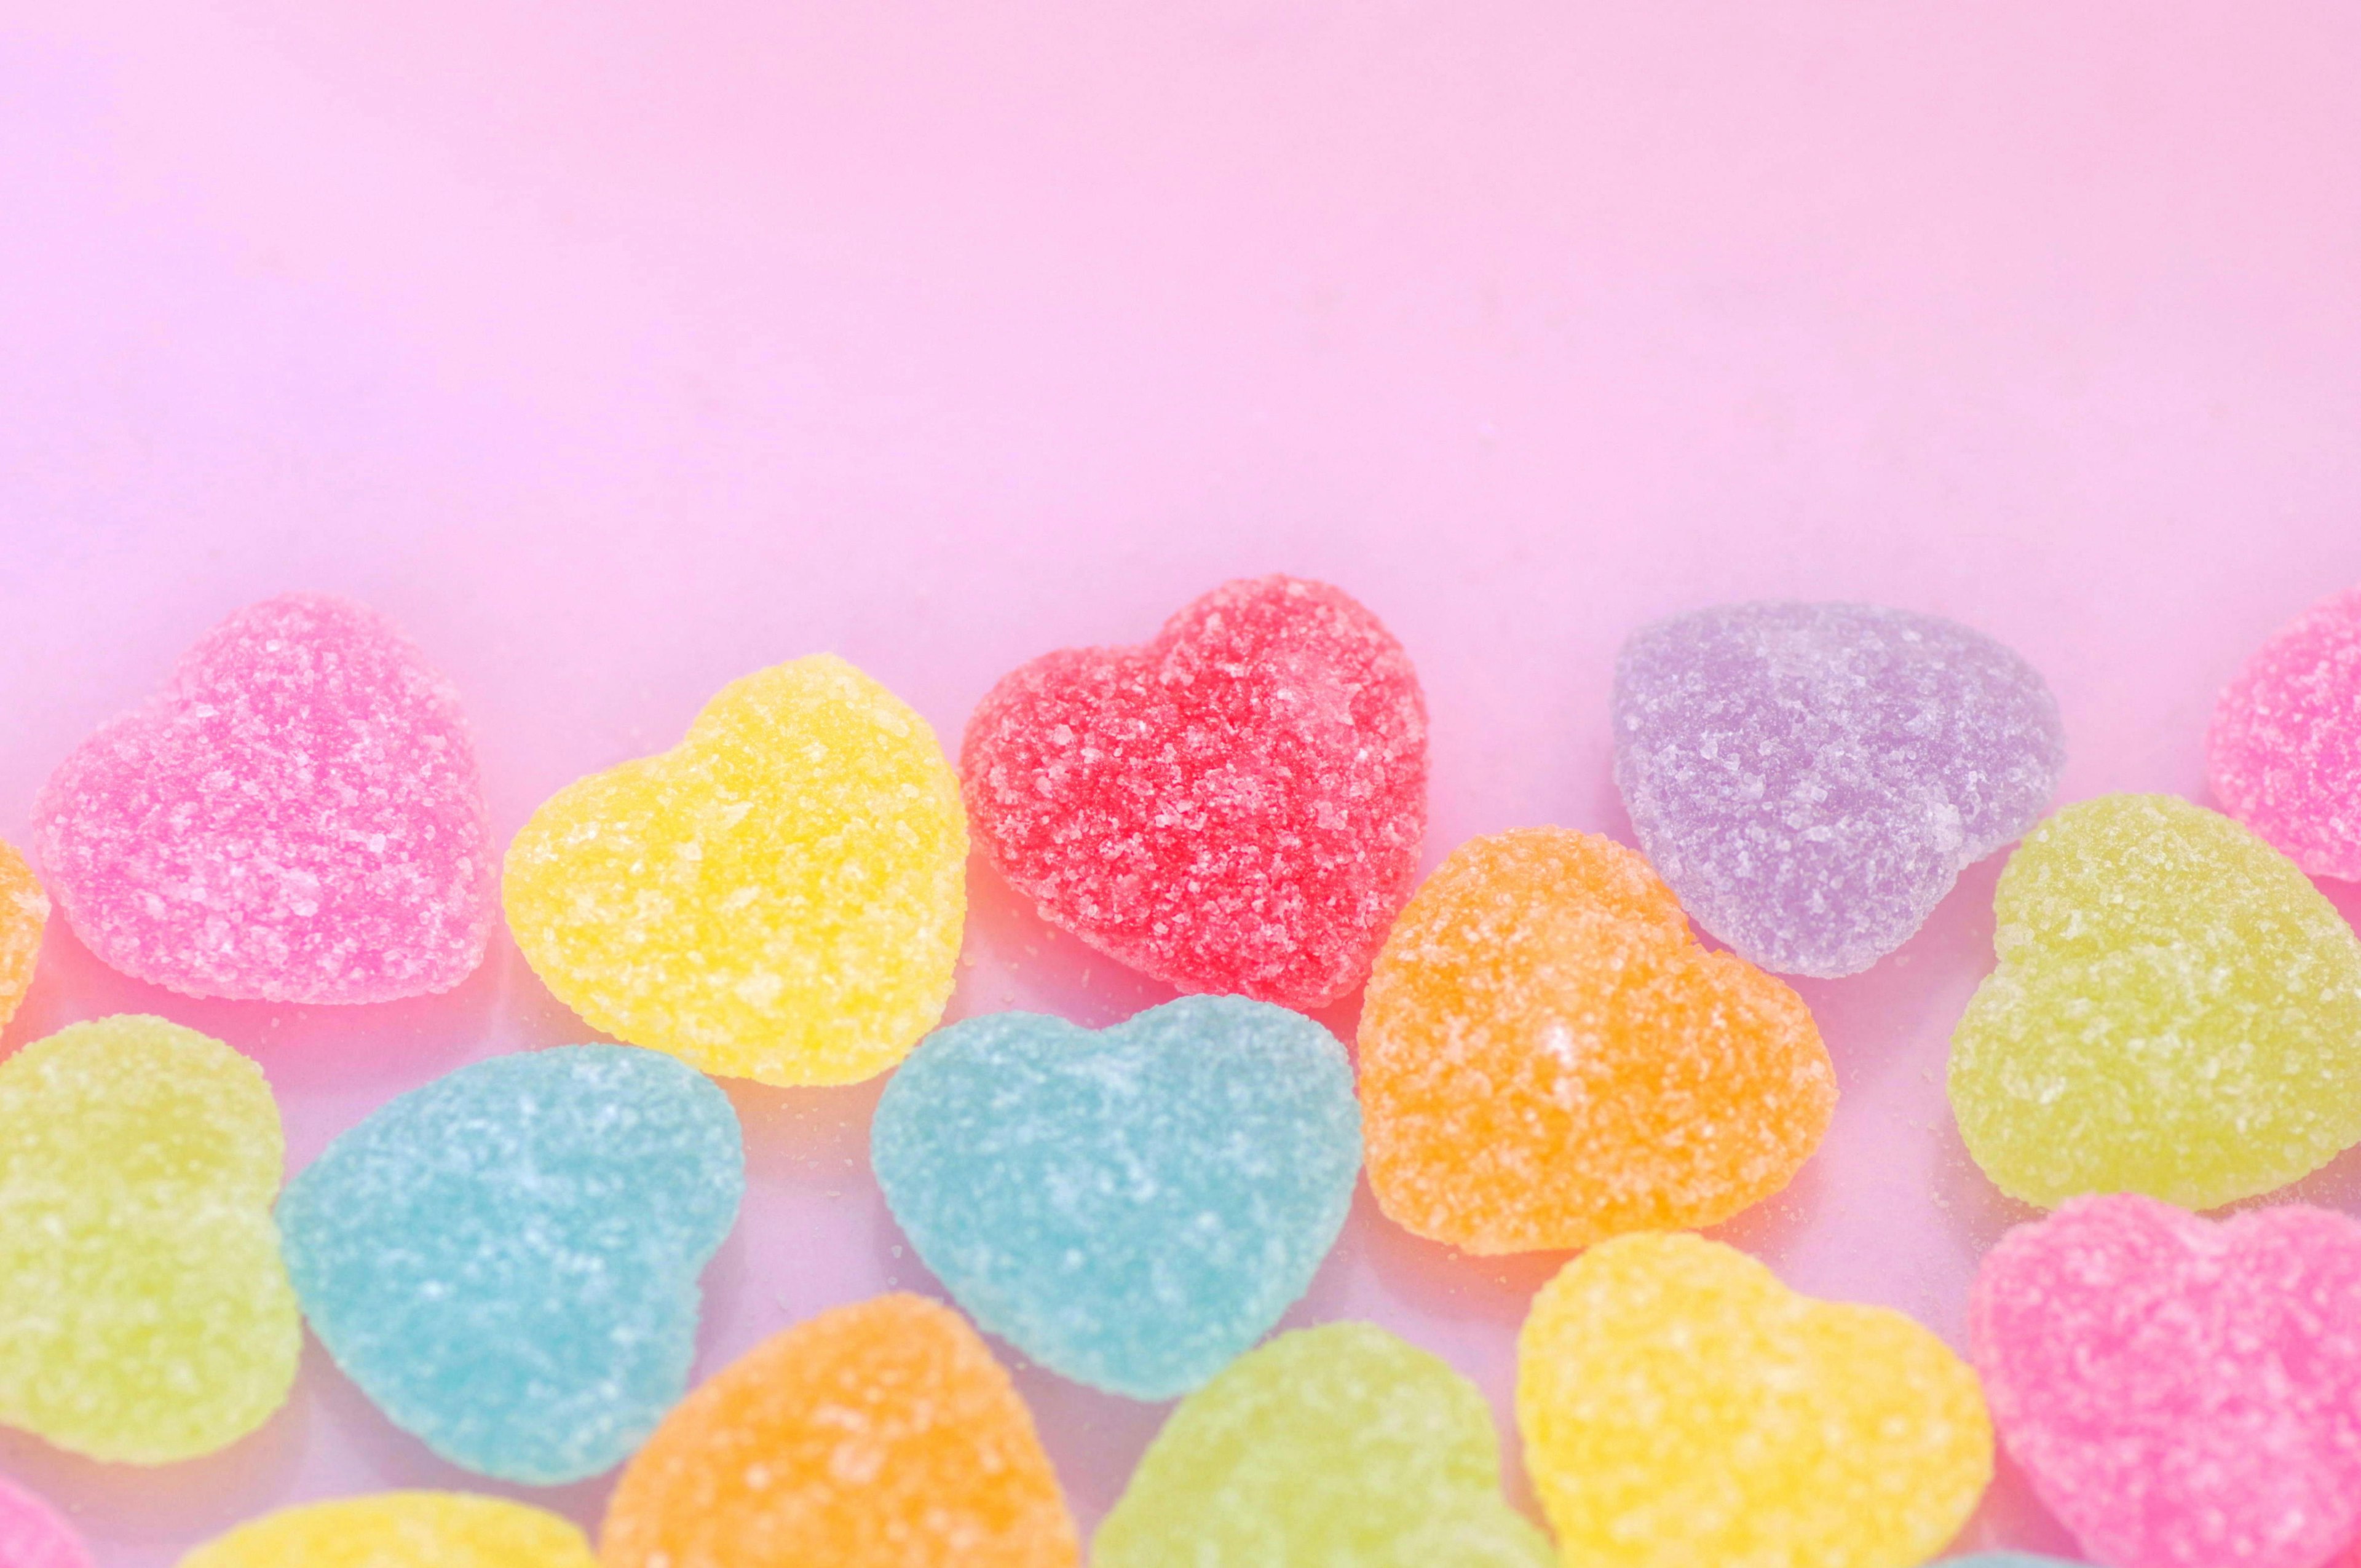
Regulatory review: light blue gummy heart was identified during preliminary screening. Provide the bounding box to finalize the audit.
[276,1045,743,1484]
[872,996,1362,1400]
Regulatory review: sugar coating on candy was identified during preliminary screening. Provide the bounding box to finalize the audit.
[1972,1194,2361,1568]
[0,838,47,1031]
[872,996,1361,1399]
[1518,1232,1991,1568]
[178,1492,596,1568]
[2209,585,2361,880]
[600,1293,1077,1568]
[0,1475,92,1568]
[1615,601,2064,977]
[1949,794,2361,1209]
[0,1015,299,1463]
[277,1046,744,1484]
[1932,1559,2089,1567]
[962,575,1428,1010]
[1094,1323,1552,1568]
[1359,827,1835,1254]
[505,655,966,1087]
[33,593,493,1003]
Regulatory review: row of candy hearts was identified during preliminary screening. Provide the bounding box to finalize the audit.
[8,1010,2360,1568]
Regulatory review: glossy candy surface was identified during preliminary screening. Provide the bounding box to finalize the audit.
[505,654,967,1086]
[277,1046,745,1483]
[33,594,494,1003]
[1359,827,1834,1253]
[1949,794,2361,1208]
[1517,1232,1991,1568]
[874,996,1359,1398]
[599,1294,1078,1568]
[1973,1194,2361,1568]
[1613,601,2063,977]
[962,575,1427,1010]
[1094,1323,1552,1568]
[0,1015,299,1464]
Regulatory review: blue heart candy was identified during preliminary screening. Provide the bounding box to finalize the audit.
[872,996,1361,1399]
[276,1044,743,1483]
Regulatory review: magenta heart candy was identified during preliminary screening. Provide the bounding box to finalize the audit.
[2209,585,2361,880]
[961,575,1428,1010]
[34,593,494,1003]
[1972,1193,2361,1568]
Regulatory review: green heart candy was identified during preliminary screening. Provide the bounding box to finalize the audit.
[1094,1323,1552,1568]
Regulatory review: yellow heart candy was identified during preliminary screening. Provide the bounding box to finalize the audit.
[0,838,45,1031]
[505,655,967,1086]
[180,1493,595,1568]
[0,1016,299,1464]
[1517,1233,1990,1568]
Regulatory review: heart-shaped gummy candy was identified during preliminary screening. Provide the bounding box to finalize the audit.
[2210,583,2361,880]
[34,593,494,1003]
[961,575,1427,1010]
[0,837,46,1031]
[1094,1322,1552,1568]
[504,654,967,1086]
[0,1016,299,1463]
[872,995,1361,1398]
[1949,794,2361,1209]
[277,1045,745,1483]
[599,1293,1078,1568]
[1359,826,1834,1253]
[1614,601,2063,977]
[1519,1232,1991,1568]
[181,1493,596,1568]
[1974,1194,2361,1568]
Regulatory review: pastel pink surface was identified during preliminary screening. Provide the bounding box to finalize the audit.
[0,1476,92,1568]
[2210,586,2361,880]
[4,4,2361,1565]
[1972,1194,2361,1568]
[32,593,493,1004]
[962,575,1426,1009]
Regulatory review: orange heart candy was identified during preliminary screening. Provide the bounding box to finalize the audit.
[1359,827,1835,1254]
[599,1294,1078,1568]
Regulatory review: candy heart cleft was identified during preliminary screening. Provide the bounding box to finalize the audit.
[277,1045,745,1484]
[1614,601,2063,977]
[599,1293,1078,1568]
[962,575,1428,1011]
[180,1493,596,1568]
[1359,827,1834,1254]
[0,837,46,1031]
[1517,1232,1991,1568]
[1948,793,2361,1209]
[34,593,495,1003]
[872,995,1361,1398]
[1973,1193,2361,1568]
[0,1015,300,1463]
[1094,1322,1553,1568]
[2210,583,2361,880]
[504,653,967,1087]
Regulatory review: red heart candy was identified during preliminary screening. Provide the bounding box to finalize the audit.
[1972,1192,2361,1568]
[961,576,1427,1010]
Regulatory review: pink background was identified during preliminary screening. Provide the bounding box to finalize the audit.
[5,3,2361,1562]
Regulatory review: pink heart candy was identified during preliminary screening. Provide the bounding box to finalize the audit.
[34,593,494,1003]
[0,1475,92,1568]
[2209,585,2361,880]
[1972,1193,2361,1568]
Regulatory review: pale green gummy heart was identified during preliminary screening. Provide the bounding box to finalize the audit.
[1950,793,2361,1210]
[1094,1322,1553,1568]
